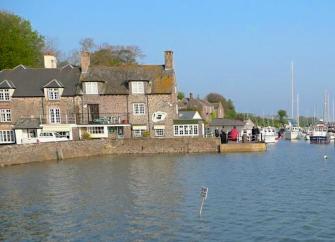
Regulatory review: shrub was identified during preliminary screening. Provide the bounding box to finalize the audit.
[143,131,150,137]
[82,132,91,140]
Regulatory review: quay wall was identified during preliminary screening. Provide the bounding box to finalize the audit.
[0,138,220,166]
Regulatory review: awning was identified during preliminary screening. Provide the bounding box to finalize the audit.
[132,125,147,130]
[154,125,165,129]
[41,125,72,132]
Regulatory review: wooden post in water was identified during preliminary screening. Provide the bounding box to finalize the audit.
[199,187,208,216]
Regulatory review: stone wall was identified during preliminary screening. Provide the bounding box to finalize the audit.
[0,138,220,166]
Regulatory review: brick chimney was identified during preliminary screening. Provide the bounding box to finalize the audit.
[164,50,173,70]
[44,53,57,68]
[80,51,90,73]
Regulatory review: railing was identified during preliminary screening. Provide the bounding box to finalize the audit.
[76,113,129,125]
[16,113,129,125]
[39,114,77,124]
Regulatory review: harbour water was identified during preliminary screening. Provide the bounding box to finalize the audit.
[1,141,335,241]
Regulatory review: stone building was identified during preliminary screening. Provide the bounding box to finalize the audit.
[0,61,81,144]
[0,50,178,144]
[178,93,224,122]
[78,50,178,139]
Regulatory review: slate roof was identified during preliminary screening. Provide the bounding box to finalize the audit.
[14,118,41,129]
[0,80,16,89]
[80,65,175,94]
[209,118,245,127]
[0,67,81,97]
[43,79,64,88]
[178,111,202,120]
[179,98,216,110]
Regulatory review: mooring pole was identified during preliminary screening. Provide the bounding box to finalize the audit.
[199,186,208,216]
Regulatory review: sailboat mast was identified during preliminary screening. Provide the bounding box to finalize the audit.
[323,90,327,123]
[291,61,294,119]
[333,98,334,123]
[297,93,300,127]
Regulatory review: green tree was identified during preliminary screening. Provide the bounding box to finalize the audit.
[277,109,287,125]
[177,91,185,100]
[91,44,143,66]
[206,92,236,119]
[0,11,45,70]
[66,38,144,66]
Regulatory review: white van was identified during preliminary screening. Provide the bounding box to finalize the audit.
[38,132,69,143]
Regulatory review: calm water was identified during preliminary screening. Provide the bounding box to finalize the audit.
[1,141,335,241]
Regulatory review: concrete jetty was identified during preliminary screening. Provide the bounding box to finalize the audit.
[220,143,266,153]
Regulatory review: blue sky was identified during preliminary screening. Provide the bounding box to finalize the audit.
[2,0,335,116]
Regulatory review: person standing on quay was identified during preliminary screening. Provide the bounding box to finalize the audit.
[230,126,239,142]
[220,126,227,144]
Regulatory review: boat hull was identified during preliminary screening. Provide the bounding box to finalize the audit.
[263,135,277,143]
[310,136,330,144]
[285,131,299,140]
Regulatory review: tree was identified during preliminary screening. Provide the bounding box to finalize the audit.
[79,37,96,52]
[0,11,45,69]
[206,92,236,119]
[91,44,143,66]
[177,91,185,100]
[42,37,61,59]
[277,109,287,125]
[64,38,144,66]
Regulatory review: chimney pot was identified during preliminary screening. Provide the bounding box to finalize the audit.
[44,54,57,68]
[164,50,173,70]
[80,51,90,73]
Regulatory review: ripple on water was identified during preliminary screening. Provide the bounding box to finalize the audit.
[1,142,335,241]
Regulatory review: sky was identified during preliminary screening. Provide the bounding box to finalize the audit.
[2,0,335,117]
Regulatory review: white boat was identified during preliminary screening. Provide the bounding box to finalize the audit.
[285,126,300,140]
[310,123,330,144]
[260,127,278,143]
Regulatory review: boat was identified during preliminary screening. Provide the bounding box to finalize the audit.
[310,123,330,144]
[285,62,301,140]
[260,127,278,143]
[285,119,300,140]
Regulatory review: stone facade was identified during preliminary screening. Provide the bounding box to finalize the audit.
[0,50,179,143]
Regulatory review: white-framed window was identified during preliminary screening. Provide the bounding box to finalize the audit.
[154,129,165,137]
[87,126,105,134]
[173,124,199,136]
[131,81,144,94]
[0,109,11,122]
[85,82,98,94]
[133,103,145,115]
[133,129,145,137]
[49,108,61,123]
[0,89,10,101]
[47,88,60,100]
[0,130,15,143]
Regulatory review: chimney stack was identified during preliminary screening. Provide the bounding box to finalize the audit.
[164,50,173,70]
[44,54,57,68]
[80,51,90,73]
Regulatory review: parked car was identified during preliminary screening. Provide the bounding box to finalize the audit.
[38,132,69,143]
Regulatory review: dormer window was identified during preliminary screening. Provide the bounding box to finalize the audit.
[0,80,15,101]
[0,89,10,101]
[132,81,144,94]
[85,82,98,94]
[47,88,60,100]
[43,79,64,100]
